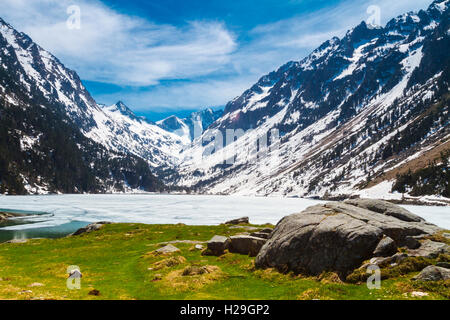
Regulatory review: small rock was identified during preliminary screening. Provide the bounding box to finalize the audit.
[413,266,450,281]
[182,265,219,276]
[155,244,180,254]
[373,236,397,257]
[408,240,450,259]
[229,235,267,257]
[68,269,82,279]
[19,290,33,294]
[225,217,249,225]
[88,289,101,296]
[6,239,28,244]
[403,236,421,250]
[258,228,274,234]
[250,232,270,239]
[204,235,230,256]
[410,291,429,297]
[28,283,44,287]
[228,226,259,231]
[71,222,112,236]
[194,244,204,250]
[152,274,162,281]
[436,262,450,269]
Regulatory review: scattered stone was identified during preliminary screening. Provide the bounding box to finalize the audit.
[88,289,101,296]
[410,291,429,297]
[19,290,32,294]
[225,217,249,225]
[362,253,408,269]
[413,265,450,281]
[152,274,162,281]
[158,240,204,245]
[71,222,112,236]
[204,235,230,256]
[403,236,421,249]
[443,233,450,239]
[258,228,274,234]
[373,236,397,257]
[182,265,219,276]
[228,226,259,231]
[229,235,267,257]
[194,244,204,250]
[344,199,424,222]
[250,232,270,239]
[256,200,442,276]
[155,244,180,254]
[68,269,82,279]
[28,282,44,287]
[408,240,450,259]
[436,262,450,269]
[6,239,28,244]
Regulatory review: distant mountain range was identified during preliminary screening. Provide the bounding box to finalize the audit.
[156,108,223,142]
[0,0,448,199]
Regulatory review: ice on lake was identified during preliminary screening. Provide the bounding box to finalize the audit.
[0,195,448,239]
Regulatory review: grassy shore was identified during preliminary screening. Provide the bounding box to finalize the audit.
[0,223,448,300]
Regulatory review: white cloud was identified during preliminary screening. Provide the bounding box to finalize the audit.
[0,0,237,86]
[96,76,258,111]
[0,0,436,110]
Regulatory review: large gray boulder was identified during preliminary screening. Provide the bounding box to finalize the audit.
[344,199,424,222]
[229,235,267,257]
[255,200,442,276]
[413,266,450,281]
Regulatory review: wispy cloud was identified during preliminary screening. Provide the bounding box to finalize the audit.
[0,0,236,86]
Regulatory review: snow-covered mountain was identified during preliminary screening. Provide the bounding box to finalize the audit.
[0,18,185,170]
[172,0,450,200]
[1,0,448,199]
[0,17,184,194]
[157,108,223,142]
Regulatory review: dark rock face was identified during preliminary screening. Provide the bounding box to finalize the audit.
[229,235,267,257]
[255,200,442,276]
[250,232,271,239]
[71,222,112,236]
[205,235,230,256]
[373,236,397,257]
[225,217,249,225]
[413,266,450,281]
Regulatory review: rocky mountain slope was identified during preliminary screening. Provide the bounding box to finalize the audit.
[173,0,450,200]
[0,18,182,194]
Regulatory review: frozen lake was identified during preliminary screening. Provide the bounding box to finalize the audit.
[0,194,448,242]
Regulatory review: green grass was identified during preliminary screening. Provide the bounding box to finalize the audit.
[0,223,448,300]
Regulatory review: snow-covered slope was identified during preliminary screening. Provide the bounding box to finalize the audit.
[86,101,185,168]
[157,108,223,142]
[0,18,185,170]
[172,0,450,200]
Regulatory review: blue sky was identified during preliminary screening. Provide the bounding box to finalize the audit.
[0,0,434,120]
